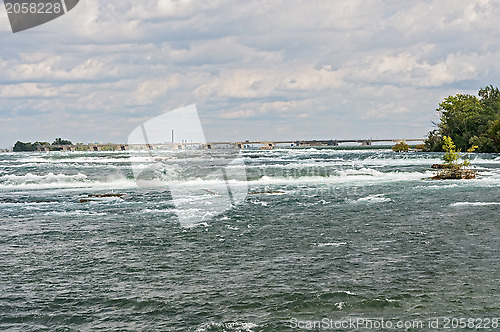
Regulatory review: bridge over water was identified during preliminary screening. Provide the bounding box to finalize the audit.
[36,139,424,151]
[205,138,424,149]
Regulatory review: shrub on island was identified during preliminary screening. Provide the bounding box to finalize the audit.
[431,136,477,180]
[392,141,409,152]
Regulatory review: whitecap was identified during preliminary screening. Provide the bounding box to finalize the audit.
[316,242,347,247]
[196,322,257,332]
[43,210,107,216]
[451,202,500,207]
[0,172,138,190]
[351,194,393,204]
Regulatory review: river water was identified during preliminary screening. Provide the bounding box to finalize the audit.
[0,148,499,331]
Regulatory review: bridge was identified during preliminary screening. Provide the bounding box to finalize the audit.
[35,139,424,152]
[205,138,424,149]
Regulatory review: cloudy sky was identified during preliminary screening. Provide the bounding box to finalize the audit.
[1,0,499,147]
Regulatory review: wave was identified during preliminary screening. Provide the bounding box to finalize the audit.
[196,322,257,332]
[349,194,393,204]
[450,202,500,207]
[0,168,433,190]
[316,242,347,247]
[0,201,58,207]
[2,164,499,191]
[139,208,174,214]
[246,169,433,186]
[0,172,137,190]
[1,172,88,183]
[16,156,143,164]
[43,210,108,216]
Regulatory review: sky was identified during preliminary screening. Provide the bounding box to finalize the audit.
[1,0,500,147]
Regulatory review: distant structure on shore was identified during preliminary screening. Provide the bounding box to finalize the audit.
[12,138,424,152]
[36,143,130,152]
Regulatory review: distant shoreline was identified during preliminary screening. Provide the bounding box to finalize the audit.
[9,138,424,152]
[4,144,428,153]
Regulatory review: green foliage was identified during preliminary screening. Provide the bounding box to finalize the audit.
[442,136,458,165]
[469,136,495,153]
[462,145,478,167]
[13,141,36,152]
[487,116,500,152]
[100,145,115,151]
[52,138,73,145]
[432,137,477,179]
[425,86,500,153]
[441,136,476,168]
[392,141,409,152]
[14,139,73,151]
[424,129,443,152]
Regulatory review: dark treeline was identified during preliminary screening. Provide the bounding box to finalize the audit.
[13,138,73,152]
[425,85,500,153]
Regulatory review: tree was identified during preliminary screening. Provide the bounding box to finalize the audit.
[442,136,458,165]
[425,86,500,153]
[478,85,500,117]
[13,141,36,152]
[487,116,500,152]
[392,141,409,152]
[436,94,485,151]
[424,129,443,152]
[52,138,73,145]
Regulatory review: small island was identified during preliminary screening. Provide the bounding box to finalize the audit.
[430,136,476,180]
[423,85,500,179]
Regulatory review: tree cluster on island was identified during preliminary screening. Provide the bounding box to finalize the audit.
[392,141,410,152]
[425,85,500,153]
[13,138,73,152]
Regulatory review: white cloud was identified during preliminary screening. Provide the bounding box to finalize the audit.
[344,51,479,87]
[6,57,106,81]
[134,76,180,105]
[0,83,58,98]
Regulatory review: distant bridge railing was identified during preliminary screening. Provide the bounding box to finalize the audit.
[34,139,425,151]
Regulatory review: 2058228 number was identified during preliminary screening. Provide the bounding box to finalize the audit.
[5,2,63,14]
[443,317,499,329]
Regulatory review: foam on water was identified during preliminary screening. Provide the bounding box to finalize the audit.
[43,210,108,216]
[139,208,174,214]
[195,322,258,332]
[450,202,500,207]
[0,172,88,183]
[349,194,393,204]
[17,156,148,164]
[0,174,137,190]
[316,242,347,247]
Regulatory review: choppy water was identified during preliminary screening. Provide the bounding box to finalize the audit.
[0,148,499,331]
